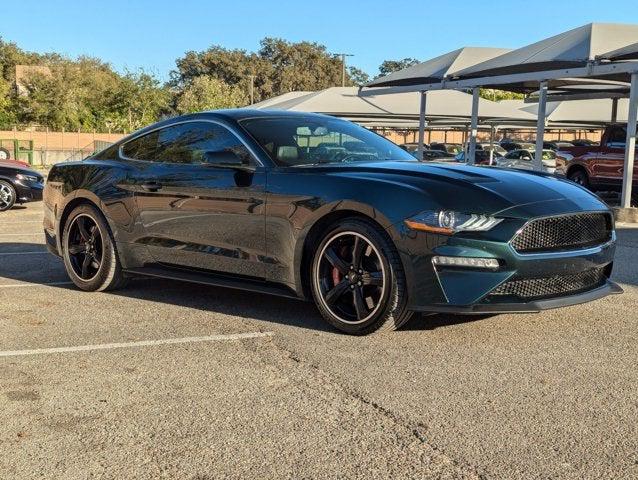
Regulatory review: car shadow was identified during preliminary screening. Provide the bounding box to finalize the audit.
[2,233,635,335]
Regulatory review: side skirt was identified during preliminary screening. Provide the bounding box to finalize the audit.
[124,264,301,300]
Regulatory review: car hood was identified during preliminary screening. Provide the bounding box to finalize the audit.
[0,162,43,178]
[301,160,609,219]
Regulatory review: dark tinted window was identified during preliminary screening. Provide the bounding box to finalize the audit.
[121,130,160,160]
[122,121,252,164]
[240,116,414,166]
[608,126,627,145]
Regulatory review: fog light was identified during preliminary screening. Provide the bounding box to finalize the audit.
[432,256,500,270]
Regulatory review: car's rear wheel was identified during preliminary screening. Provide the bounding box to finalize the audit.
[567,168,590,189]
[0,180,16,212]
[62,204,128,291]
[311,218,413,335]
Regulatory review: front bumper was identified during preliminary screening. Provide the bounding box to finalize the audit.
[397,212,620,314]
[414,280,622,314]
[15,180,44,203]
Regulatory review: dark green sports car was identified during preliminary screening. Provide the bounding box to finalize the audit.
[43,110,621,335]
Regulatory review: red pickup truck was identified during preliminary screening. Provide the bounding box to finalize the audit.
[557,124,637,203]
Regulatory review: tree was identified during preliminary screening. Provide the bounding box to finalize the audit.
[480,88,524,101]
[377,58,420,77]
[175,76,247,114]
[170,37,362,102]
[347,66,370,86]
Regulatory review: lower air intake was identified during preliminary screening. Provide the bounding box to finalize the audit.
[490,267,607,300]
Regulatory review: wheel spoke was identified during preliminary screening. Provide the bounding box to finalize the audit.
[81,253,92,278]
[89,225,99,242]
[68,244,85,255]
[362,271,383,286]
[76,217,90,241]
[353,287,368,320]
[352,236,365,269]
[324,247,348,274]
[324,279,349,305]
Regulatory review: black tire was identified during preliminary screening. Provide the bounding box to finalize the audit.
[0,147,10,161]
[0,180,16,212]
[567,168,590,189]
[310,218,413,335]
[61,204,128,291]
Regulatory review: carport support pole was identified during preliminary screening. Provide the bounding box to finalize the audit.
[468,87,480,165]
[620,73,638,209]
[417,91,427,161]
[489,124,495,165]
[533,81,548,171]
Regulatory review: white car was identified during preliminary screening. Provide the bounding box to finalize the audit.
[495,149,558,174]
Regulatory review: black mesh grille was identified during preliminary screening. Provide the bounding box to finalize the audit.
[490,267,607,300]
[511,213,612,253]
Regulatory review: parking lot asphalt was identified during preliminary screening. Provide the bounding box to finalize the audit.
[1,202,637,479]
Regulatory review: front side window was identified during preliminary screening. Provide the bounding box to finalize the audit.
[240,116,415,167]
[121,121,252,164]
[608,127,627,146]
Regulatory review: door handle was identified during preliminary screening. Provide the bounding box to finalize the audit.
[140,181,162,192]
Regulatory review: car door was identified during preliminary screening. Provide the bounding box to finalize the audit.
[124,120,267,279]
[595,126,630,185]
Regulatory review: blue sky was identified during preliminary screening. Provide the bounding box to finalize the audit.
[4,0,638,80]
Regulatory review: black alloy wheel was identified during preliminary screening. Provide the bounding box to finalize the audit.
[66,214,103,281]
[62,204,128,292]
[311,218,412,335]
[316,231,386,324]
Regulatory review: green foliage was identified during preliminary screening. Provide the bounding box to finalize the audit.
[479,88,524,101]
[171,38,352,102]
[377,58,420,77]
[347,67,370,86]
[176,76,247,114]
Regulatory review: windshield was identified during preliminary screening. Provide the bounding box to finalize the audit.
[240,116,415,166]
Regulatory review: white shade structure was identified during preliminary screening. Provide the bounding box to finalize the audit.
[250,87,535,126]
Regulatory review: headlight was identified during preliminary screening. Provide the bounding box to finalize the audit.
[405,210,503,234]
[16,173,39,182]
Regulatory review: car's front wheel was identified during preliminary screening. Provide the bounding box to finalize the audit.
[311,218,413,335]
[567,168,590,189]
[0,180,16,212]
[62,204,128,291]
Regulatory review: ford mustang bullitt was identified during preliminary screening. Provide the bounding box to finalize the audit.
[43,110,621,334]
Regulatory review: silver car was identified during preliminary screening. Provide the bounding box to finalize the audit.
[496,149,557,174]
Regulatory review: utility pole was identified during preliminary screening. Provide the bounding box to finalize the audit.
[248,75,255,105]
[335,53,354,87]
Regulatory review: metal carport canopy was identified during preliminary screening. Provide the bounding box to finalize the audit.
[361,23,638,209]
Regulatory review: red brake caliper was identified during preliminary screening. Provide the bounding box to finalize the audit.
[332,267,341,286]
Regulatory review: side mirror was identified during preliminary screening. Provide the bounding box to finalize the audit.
[202,150,252,170]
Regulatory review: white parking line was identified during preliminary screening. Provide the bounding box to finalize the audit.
[0,281,73,289]
[0,233,44,237]
[0,332,274,358]
[0,251,49,256]
[0,221,43,225]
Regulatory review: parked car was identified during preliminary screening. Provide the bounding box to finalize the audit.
[543,141,575,151]
[400,142,429,153]
[556,124,637,204]
[499,140,535,152]
[477,143,507,156]
[411,149,456,161]
[430,142,463,154]
[454,150,502,165]
[571,139,598,147]
[0,162,44,211]
[44,110,620,335]
[496,149,559,174]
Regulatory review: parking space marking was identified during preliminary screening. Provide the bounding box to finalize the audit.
[0,233,44,237]
[0,281,73,289]
[0,221,43,224]
[0,332,274,358]
[0,251,49,256]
